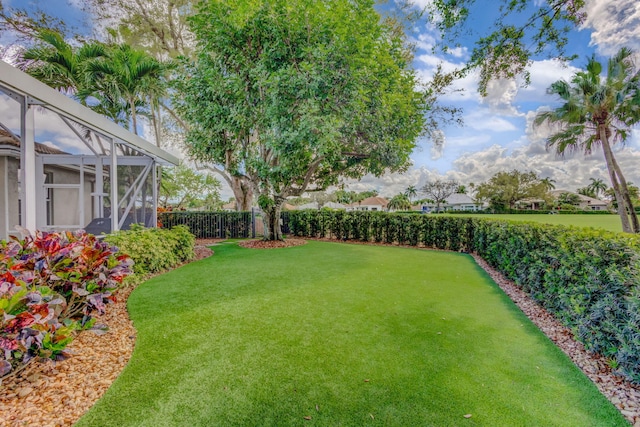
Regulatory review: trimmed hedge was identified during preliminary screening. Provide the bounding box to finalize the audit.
[289,209,640,383]
[105,225,195,277]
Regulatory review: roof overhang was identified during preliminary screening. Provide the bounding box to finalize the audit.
[0,60,179,166]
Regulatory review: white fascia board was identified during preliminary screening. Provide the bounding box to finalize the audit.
[0,60,179,166]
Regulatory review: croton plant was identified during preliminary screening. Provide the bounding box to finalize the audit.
[0,230,132,379]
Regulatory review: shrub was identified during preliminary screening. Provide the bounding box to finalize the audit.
[104,225,195,277]
[1,230,133,379]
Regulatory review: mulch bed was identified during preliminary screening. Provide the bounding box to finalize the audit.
[2,237,639,426]
[0,239,220,427]
[238,238,307,249]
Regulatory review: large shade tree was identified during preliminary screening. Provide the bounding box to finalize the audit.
[421,179,459,212]
[475,170,548,211]
[177,0,432,240]
[535,48,640,233]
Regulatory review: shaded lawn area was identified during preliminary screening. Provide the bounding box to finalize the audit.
[446,213,623,233]
[76,241,627,426]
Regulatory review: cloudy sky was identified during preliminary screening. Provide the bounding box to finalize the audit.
[1,0,640,199]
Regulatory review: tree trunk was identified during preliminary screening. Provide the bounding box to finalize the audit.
[130,98,138,136]
[608,151,640,233]
[231,176,254,211]
[600,126,632,233]
[263,202,283,241]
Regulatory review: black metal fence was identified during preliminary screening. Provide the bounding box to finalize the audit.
[158,211,253,239]
[158,209,291,239]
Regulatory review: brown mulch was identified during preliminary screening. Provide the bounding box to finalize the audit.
[2,237,639,426]
[0,239,219,427]
[238,238,307,249]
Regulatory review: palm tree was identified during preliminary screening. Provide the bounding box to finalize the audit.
[17,29,106,95]
[577,186,596,198]
[404,185,417,202]
[540,177,556,192]
[81,44,168,135]
[387,194,412,212]
[587,177,607,199]
[535,48,640,233]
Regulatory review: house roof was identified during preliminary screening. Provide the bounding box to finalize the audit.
[222,201,236,210]
[323,201,345,209]
[356,196,389,207]
[445,193,477,205]
[0,128,68,155]
[550,190,608,206]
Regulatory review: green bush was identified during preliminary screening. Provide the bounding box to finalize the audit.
[288,210,640,383]
[105,225,195,277]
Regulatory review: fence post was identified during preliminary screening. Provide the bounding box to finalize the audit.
[251,208,256,239]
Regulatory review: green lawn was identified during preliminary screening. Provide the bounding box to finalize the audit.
[446,213,623,233]
[76,241,627,426]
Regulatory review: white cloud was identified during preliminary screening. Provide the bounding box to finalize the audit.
[583,0,640,55]
[465,109,518,132]
[482,78,522,116]
[516,59,580,103]
[429,130,445,159]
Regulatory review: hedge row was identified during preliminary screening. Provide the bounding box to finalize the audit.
[288,210,640,383]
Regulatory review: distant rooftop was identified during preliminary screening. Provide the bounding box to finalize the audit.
[0,128,68,155]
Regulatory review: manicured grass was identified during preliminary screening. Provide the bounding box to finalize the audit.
[446,213,623,232]
[76,241,627,426]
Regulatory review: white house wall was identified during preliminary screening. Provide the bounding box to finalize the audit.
[1,157,20,240]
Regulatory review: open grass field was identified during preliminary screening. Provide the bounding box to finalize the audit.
[446,213,623,233]
[76,241,626,426]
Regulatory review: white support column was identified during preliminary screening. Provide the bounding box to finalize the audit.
[20,102,37,232]
[3,156,9,239]
[152,161,158,228]
[94,156,103,219]
[79,159,85,227]
[35,156,45,228]
[110,139,118,232]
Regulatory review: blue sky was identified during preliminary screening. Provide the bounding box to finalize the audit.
[1,0,640,199]
[347,0,640,197]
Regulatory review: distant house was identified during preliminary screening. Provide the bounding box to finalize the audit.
[221,201,237,212]
[418,194,483,212]
[443,193,484,211]
[514,198,547,210]
[348,196,389,211]
[550,190,609,211]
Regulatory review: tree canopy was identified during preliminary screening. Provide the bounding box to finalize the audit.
[421,179,458,212]
[475,170,548,211]
[177,0,431,239]
[422,0,587,95]
[159,164,222,210]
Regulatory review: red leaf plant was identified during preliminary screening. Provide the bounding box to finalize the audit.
[1,230,133,380]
